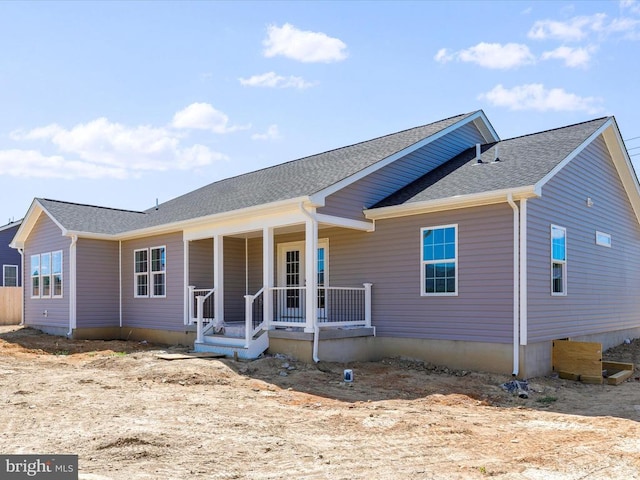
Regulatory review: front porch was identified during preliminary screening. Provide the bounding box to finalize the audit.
[188,285,374,359]
[182,209,375,360]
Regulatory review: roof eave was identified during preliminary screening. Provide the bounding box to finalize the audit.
[9,200,68,249]
[364,186,538,220]
[114,195,314,240]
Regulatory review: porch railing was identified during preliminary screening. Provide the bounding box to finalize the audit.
[267,283,372,329]
[244,288,266,348]
[193,283,373,345]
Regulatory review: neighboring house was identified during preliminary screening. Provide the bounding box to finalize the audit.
[1,220,22,287]
[9,111,640,377]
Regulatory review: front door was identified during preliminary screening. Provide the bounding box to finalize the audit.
[277,240,328,321]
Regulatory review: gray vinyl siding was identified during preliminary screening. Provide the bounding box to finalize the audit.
[526,135,640,342]
[269,205,514,342]
[1,224,21,286]
[189,238,213,288]
[75,239,119,328]
[24,213,70,328]
[224,237,245,323]
[318,123,488,220]
[247,237,263,293]
[121,231,184,331]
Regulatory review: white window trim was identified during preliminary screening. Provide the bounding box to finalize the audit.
[3,264,18,287]
[150,246,167,298]
[52,250,63,298]
[134,246,167,298]
[30,254,40,299]
[29,251,63,298]
[595,231,612,248]
[420,224,458,297]
[551,225,567,296]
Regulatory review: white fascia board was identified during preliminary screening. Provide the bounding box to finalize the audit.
[9,200,67,248]
[534,118,613,196]
[309,111,498,205]
[473,110,501,143]
[314,213,374,231]
[602,119,640,223]
[62,196,313,242]
[364,186,537,220]
[0,219,22,233]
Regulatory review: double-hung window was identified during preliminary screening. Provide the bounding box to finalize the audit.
[135,246,166,298]
[30,251,63,298]
[421,225,457,296]
[3,265,18,287]
[551,225,567,295]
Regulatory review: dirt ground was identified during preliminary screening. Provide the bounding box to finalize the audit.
[0,326,639,480]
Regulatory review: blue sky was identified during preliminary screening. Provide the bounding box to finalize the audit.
[2,0,640,225]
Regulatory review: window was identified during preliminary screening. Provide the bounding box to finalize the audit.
[551,225,567,295]
[3,265,18,287]
[421,225,457,295]
[135,246,166,298]
[30,251,63,298]
[596,231,612,248]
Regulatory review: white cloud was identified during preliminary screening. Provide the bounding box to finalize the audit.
[478,83,603,114]
[528,14,607,41]
[621,0,640,15]
[172,103,249,133]
[239,72,315,89]
[434,42,535,69]
[263,23,348,63]
[5,107,232,179]
[0,149,128,179]
[251,125,281,141]
[541,45,595,67]
[528,12,639,41]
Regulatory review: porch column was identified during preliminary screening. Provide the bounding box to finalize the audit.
[214,235,224,324]
[263,226,274,329]
[183,239,190,325]
[304,218,318,333]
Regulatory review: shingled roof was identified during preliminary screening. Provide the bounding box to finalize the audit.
[372,117,611,208]
[36,111,477,234]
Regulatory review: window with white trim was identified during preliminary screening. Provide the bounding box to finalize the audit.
[30,251,63,298]
[596,231,611,247]
[134,246,166,298]
[421,225,457,295]
[551,225,567,295]
[3,265,18,287]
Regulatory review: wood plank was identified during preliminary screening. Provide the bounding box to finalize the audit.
[606,369,634,385]
[156,352,226,360]
[552,340,603,384]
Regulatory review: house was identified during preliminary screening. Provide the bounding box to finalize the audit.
[1,220,22,287]
[1,219,23,324]
[9,111,640,377]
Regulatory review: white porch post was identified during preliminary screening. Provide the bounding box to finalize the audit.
[304,218,318,333]
[214,235,224,324]
[184,239,190,325]
[363,283,373,328]
[263,226,274,329]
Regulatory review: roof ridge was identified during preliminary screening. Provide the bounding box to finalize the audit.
[155,111,478,207]
[39,198,146,214]
[499,116,610,143]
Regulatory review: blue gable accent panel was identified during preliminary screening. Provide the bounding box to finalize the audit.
[318,121,488,220]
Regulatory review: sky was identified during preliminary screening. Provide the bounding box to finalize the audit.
[1,0,640,226]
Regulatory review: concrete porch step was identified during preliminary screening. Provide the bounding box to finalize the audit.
[194,330,269,360]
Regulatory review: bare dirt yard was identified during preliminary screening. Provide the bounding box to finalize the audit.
[1,325,639,480]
